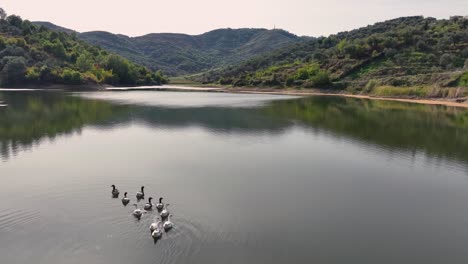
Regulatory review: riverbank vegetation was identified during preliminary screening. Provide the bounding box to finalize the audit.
[194,16,468,98]
[0,9,167,88]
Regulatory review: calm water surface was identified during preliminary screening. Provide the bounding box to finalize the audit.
[1,91,468,264]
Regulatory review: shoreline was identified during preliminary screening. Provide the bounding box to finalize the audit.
[1,84,467,108]
[153,85,468,108]
[215,87,468,108]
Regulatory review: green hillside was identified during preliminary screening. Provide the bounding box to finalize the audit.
[0,10,167,88]
[35,22,304,76]
[80,28,303,76]
[196,16,468,97]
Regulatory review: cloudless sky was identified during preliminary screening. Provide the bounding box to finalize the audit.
[2,0,467,37]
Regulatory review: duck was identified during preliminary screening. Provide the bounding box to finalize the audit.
[163,214,173,231]
[111,185,119,196]
[151,220,163,240]
[136,186,145,200]
[150,217,161,232]
[132,204,144,218]
[144,197,153,210]
[160,204,170,218]
[156,197,164,210]
[121,192,130,205]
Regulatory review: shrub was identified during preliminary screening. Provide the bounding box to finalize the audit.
[310,70,331,87]
[365,79,379,93]
[61,68,82,85]
[458,72,468,87]
[25,67,40,81]
[440,53,455,69]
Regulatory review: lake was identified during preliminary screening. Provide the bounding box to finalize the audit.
[1,90,468,264]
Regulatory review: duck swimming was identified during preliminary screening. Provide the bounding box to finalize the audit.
[151,220,163,240]
[160,204,170,218]
[150,217,161,232]
[156,197,164,210]
[136,186,145,200]
[132,204,144,219]
[111,185,119,197]
[122,192,130,206]
[144,197,153,210]
[163,214,173,231]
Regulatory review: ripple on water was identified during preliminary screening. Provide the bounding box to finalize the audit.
[0,208,41,233]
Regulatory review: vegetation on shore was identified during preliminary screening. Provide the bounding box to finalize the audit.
[35,21,305,76]
[0,8,167,88]
[194,16,468,98]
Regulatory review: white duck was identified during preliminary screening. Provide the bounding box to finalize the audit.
[132,204,144,218]
[163,214,173,231]
[136,186,145,200]
[151,220,163,240]
[144,197,153,210]
[160,204,170,218]
[111,185,119,196]
[150,217,161,232]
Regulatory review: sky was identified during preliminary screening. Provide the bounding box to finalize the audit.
[2,0,467,37]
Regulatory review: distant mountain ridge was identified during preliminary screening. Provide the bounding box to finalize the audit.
[33,22,305,76]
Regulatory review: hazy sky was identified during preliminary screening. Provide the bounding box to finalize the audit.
[2,0,467,37]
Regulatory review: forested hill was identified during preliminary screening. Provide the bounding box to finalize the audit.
[196,16,468,95]
[34,22,305,76]
[0,10,167,88]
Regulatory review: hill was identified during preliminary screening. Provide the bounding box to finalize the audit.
[33,21,77,34]
[0,11,167,88]
[34,22,304,76]
[196,16,468,97]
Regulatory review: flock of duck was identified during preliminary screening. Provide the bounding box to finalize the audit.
[111,185,173,241]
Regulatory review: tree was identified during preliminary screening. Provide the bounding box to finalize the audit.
[0,56,26,86]
[6,15,22,28]
[416,40,430,51]
[105,55,137,84]
[0,8,6,20]
[76,53,94,72]
[439,53,454,69]
[44,40,66,58]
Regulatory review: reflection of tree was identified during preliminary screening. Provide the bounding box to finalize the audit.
[263,96,468,163]
[0,92,130,160]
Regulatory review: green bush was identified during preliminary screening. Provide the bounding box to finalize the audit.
[365,79,379,92]
[25,67,40,81]
[310,70,331,87]
[458,72,468,87]
[61,69,82,85]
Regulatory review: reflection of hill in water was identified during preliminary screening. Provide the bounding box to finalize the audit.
[128,106,291,132]
[1,92,468,165]
[265,96,468,164]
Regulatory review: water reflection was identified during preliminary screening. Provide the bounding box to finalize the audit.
[1,91,468,166]
[0,92,130,160]
[264,96,468,164]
